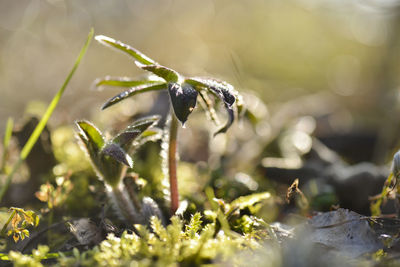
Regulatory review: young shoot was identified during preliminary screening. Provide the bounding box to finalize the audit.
[93,35,244,215]
[76,115,163,224]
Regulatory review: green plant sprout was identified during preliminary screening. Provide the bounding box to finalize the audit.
[0,29,94,203]
[76,116,163,224]
[94,35,244,215]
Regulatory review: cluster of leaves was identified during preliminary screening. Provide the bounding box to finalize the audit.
[0,208,39,242]
[76,116,160,188]
[94,35,244,135]
[0,32,280,266]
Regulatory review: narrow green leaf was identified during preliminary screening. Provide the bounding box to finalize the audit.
[95,35,156,65]
[168,82,198,125]
[0,28,94,203]
[126,115,161,133]
[113,115,161,150]
[1,117,13,173]
[140,128,162,138]
[3,118,13,151]
[102,83,166,110]
[136,62,180,83]
[135,128,163,147]
[101,143,133,168]
[93,76,161,89]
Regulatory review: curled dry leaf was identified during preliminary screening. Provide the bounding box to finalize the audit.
[303,209,382,258]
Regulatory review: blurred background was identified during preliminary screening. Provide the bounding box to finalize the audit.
[1,0,400,163]
[1,0,400,220]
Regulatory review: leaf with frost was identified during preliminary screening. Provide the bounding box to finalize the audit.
[112,131,141,151]
[112,116,161,150]
[76,120,105,160]
[186,77,241,135]
[168,82,198,125]
[102,83,166,109]
[101,143,133,168]
[126,115,161,133]
[95,35,156,65]
[93,76,161,89]
[136,62,180,83]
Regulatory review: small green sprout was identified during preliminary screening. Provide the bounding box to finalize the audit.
[76,115,162,224]
[94,35,244,215]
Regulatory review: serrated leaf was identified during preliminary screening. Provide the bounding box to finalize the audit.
[136,62,180,83]
[76,120,105,152]
[101,143,133,168]
[168,82,198,125]
[93,76,161,89]
[95,35,156,65]
[186,77,240,135]
[102,83,166,109]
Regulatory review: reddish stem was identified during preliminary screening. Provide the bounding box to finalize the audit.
[168,112,179,215]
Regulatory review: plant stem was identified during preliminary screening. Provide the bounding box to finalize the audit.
[111,185,139,224]
[168,111,179,215]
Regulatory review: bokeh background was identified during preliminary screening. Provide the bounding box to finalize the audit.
[1,0,400,163]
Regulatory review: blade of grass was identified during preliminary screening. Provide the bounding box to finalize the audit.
[0,118,14,173]
[0,28,94,203]
[0,209,16,237]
